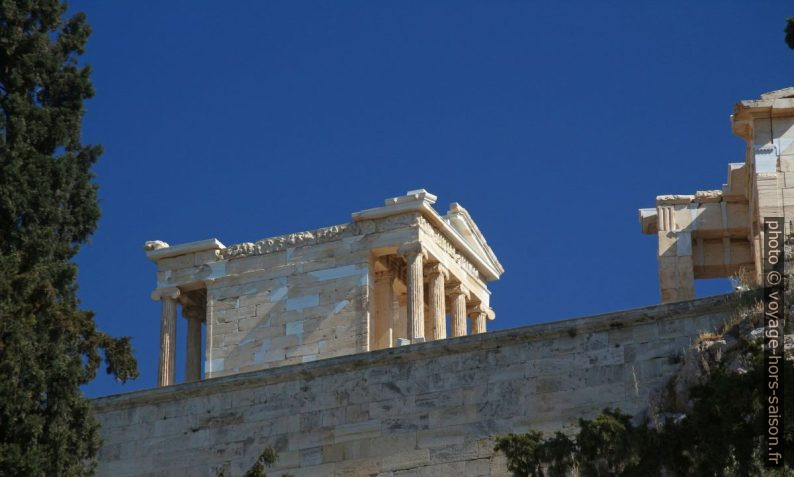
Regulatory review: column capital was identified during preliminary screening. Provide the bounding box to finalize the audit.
[397,241,426,259]
[424,262,448,280]
[467,305,495,321]
[151,287,181,301]
[446,283,469,298]
[467,302,488,317]
[469,308,487,335]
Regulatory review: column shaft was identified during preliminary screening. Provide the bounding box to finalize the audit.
[450,291,467,337]
[185,316,202,382]
[426,266,446,340]
[373,270,395,350]
[158,297,177,386]
[404,252,425,342]
[470,312,487,334]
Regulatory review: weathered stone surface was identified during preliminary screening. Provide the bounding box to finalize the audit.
[94,294,735,476]
[144,240,169,251]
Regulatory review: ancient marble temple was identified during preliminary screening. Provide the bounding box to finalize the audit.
[640,87,794,303]
[144,189,504,385]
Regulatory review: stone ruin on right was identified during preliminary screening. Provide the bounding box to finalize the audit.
[640,87,794,303]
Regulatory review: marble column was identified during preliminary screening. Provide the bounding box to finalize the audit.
[182,295,205,383]
[425,263,447,340]
[373,269,395,350]
[469,309,487,334]
[448,285,468,337]
[399,242,425,343]
[185,316,202,382]
[152,287,180,387]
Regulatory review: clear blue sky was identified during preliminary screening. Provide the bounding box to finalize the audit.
[72,1,794,398]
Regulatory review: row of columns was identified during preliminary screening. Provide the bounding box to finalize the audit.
[372,242,489,348]
[152,287,204,387]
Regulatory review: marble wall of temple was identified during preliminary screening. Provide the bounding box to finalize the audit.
[640,87,794,303]
[144,189,503,384]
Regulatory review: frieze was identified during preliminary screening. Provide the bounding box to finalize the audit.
[221,213,423,260]
[221,224,350,259]
[419,220,482,280]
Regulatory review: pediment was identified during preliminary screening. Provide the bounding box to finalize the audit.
[443,203,505,277]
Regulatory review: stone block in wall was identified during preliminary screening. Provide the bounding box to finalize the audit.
[672,204,695,231]
[224,252,289,276]
[156,253,196,272]
[381,448,431,472]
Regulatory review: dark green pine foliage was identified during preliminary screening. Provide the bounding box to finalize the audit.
[0,1,138,475]
[786,18,794,50]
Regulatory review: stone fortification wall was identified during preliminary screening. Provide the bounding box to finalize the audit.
[94,294,737,477]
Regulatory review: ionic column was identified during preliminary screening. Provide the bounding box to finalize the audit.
[448,284,468,337]
[425,263,447,340]
[373,269,395,350]
[185,316,202,382]
[399,242,425,343]
[468,305,487,334]
[152,287,180,386]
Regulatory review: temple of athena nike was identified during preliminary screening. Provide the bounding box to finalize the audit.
[144,189,504,385]
[639,87,794,303]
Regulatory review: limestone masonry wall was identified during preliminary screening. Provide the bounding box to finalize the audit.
[94,294,737,477]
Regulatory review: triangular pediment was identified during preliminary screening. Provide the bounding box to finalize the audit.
[443,203,505,277]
